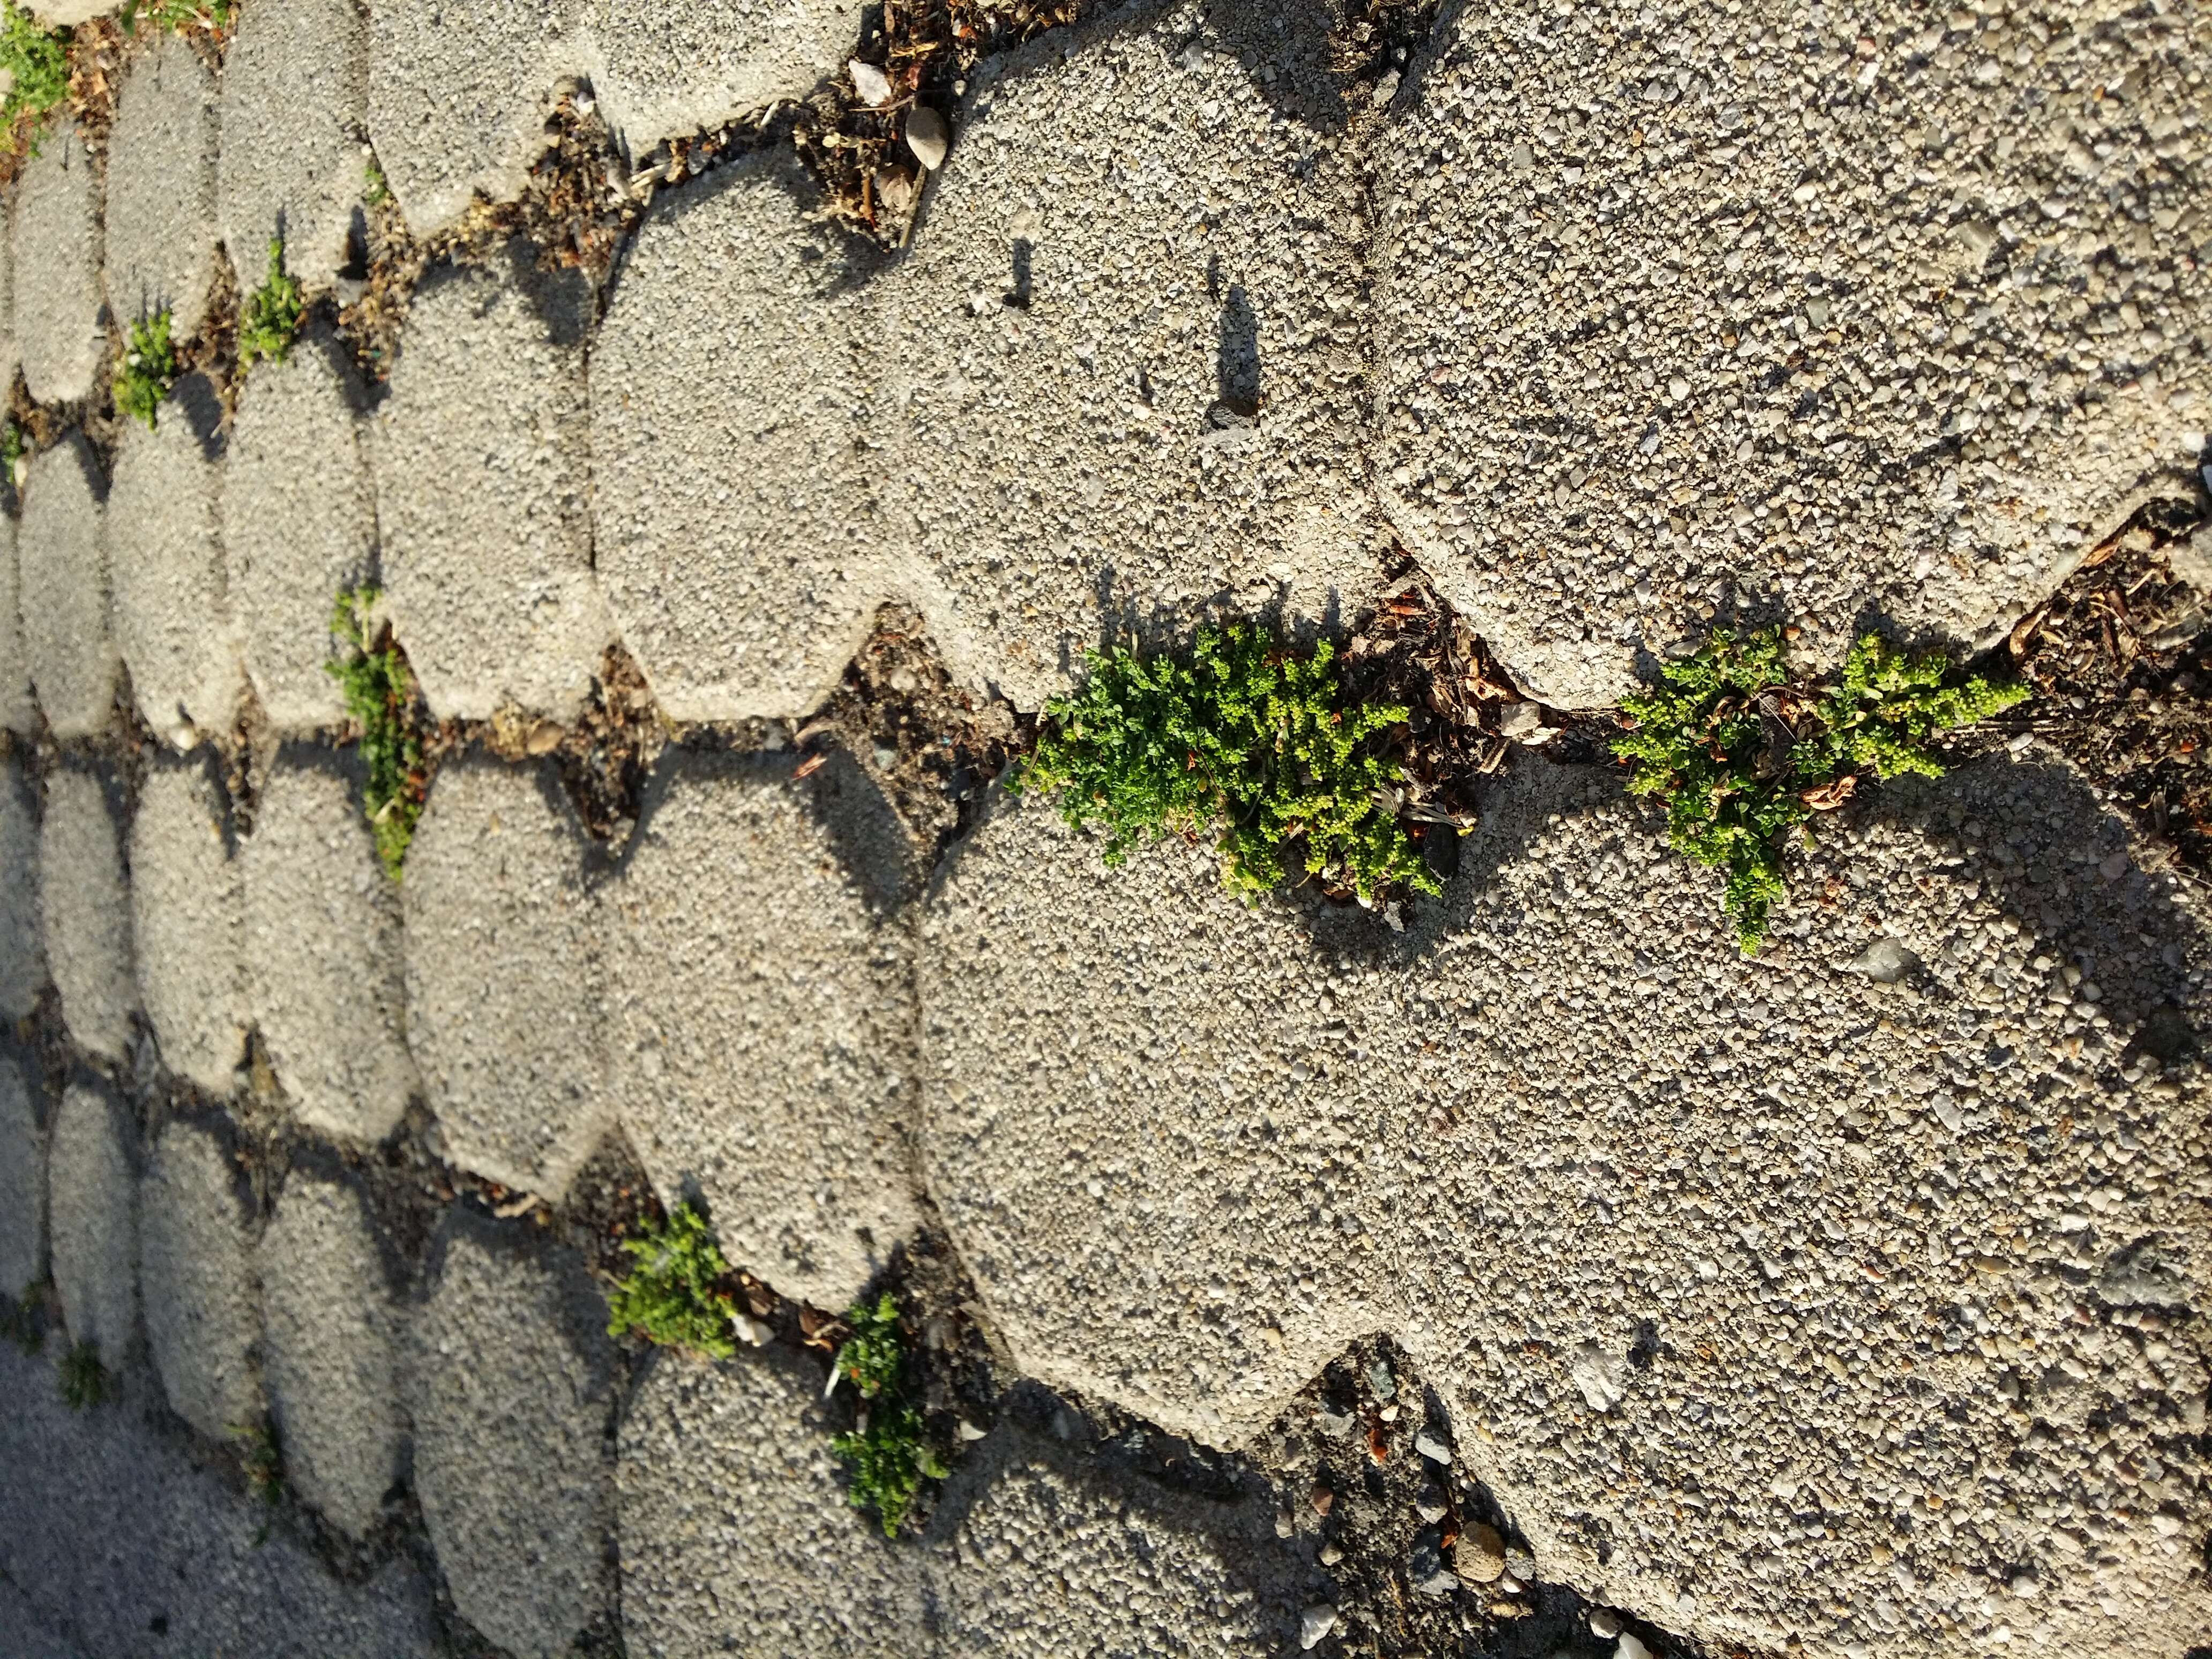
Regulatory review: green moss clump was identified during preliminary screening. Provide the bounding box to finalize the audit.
[237,238,303,374]
[58,1340,113,1410]
[114,310,179,431]
[324,587,428,880]
[0,0,69,145]
[604,1203,742,1361]
[828,1293,946,1538]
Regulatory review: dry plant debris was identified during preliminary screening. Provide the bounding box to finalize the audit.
[481,643,667,849]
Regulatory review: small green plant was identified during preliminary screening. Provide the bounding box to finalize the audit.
[229,1420,282,1545]
[324,586,428,879]
[121,0,232,32]
[237,237,303,373]
[113,309,178,431]
[58,1340,114,1410]
[1613,627,2029,952]
[604,1202,742,1361]
[1018,623,1439,903]
[2,419,24,487]
[828,1292,946,1538]
[363,152,390,206]
[2,1281,49,1354]
[0,0,69,143]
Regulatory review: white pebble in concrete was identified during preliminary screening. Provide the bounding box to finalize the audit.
[584,0,865,157]
[0,1064,43,1299]
[105,31,220,337]
[12,118,104,405]
[405,758,607,1200]
[40,768,137,1063]
[138,1121,259,1443]
[376,257,607,721]
[216,0,370,291]
[242,755,417,1142]
[0,512,34,734]
[259,1175,402,1540]
[0,757,42,1020]
[130,757,246,1094]
[48,1083,135,1367]
[19,434,116,741]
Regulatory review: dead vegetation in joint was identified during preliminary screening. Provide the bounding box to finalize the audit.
[483,642,668,850]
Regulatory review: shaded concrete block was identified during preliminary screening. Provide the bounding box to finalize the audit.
[138,1121,258,1442]
[610,752,916,1306]
[583,0,865,157]
[410,1222,612,1659]
[368,0,589,236]
[617,1346,928,1659]
[225,330,374,733]
[405,758,607,1199]
[107,376,238,744]
[19,434,116,741]
[0,1062,43,1298]
[260,1174,402,1541]
[1,511,34,734]
[48,1083,134,1366]
[130,756,246,1094]
[40,767,136,1063]
[375,257,607,721]
[106,31,220,337]
[241,754,417,1142]
[592,152,885,723]
[217,0,370,290]
[13,118,104,405]
[0,757,42,1019]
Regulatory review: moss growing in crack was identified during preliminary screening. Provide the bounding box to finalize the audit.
[237,238,303,373]
[121,0,233,32]
[58,1340,114,1410]
[1018,623,1439,904]
[604,1202,742,1361]
[2,1281,48,1354]
[324,586,428,880]
[1613,627,2029,952]
[114,310,179,431]
[230,1420,283,1542]
[363,152,390,207]
[2,419,23,488]
[829,1293,946,1538]
[0,0,69,147]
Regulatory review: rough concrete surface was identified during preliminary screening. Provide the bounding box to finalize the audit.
[405,758,608,1199]
[0,1574,85,1659]
[216,0,369,290]
[241,754,417,1142]
[0,1061,43,1299]
[375,255,608,720]
[138,1120,259,1443]
[1373,0,2212,707]
[0,188,16,397]
[130,757,246,1094]
[104,32,219,338]
[40,768,137,1063]
[410,1222,613,1659]
[107,377,237,743]
[0,757,43,1020]
[223,330,375,732]
[617,1344,929,1659]
[593,151,890,723]
[47,1083,134,1367]
[12,118,104,406]
[1,511,35,734]
[19,434,116,741]
[583,0,865,158]
[610,752,917,1305]
[258,1174,403,1541]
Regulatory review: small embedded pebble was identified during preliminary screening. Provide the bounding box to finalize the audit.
[1588,1608,1624,1638]
[905,106,950,170]
[1299,1603,1337,1650]
[1415,1429,1452,1464]
[1454,1522,1506,1583]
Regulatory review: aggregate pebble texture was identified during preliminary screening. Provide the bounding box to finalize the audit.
[47,1083,135,1368]
[0,1060,43,1298]
[12,118,105,406]
[0,188,16,394]
[410,1222,614,1659]
[137,1120,260,1444]
[1,512,34,733]
[0,756,43,1019]
[1373,0,2212,707]
[19,435,117,741]
[582,0,866,157]
[40,768,137,1063]
[610,752,917,1304]
[104,31,220,339]
[130,756,247,1094]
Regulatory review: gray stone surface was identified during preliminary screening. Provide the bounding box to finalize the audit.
[610,752,916,1304]
[0,1340,439,1658]
[375,257,607,721]
[216,0,369,291]
[138,1121,258,1443]
[1,511,34,734]
[13,118,104,405]
[0,757,42,1019]
[410,1222,612,1659]
[130,757,246,1094]
[583,0,865,158]
[224,330,374,733]
[0,1575,85,1659]
[40,768,137,1063]
[105,31,220,338]
[259,1174,402,1541]
[368,0,588,236]
[19,435,116,741]
[617,1344,928,1659]
[0,190,16,397]
[592,150,886,723]
[25,0,120,20]
[47,1083,133,1367]
[107,378,237,744]
[405,758,607,1199]
[241,754,417,1142]
[0,1062,43,1298]
[1373,0,2212,708]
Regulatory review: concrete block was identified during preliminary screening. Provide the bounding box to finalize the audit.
[106,31,220,337]
[1,510,34,734]
[405,758,607,1199]
[107,375,238,744]
[225,330,375,733]
[48,1083,134,1367]
[610,752,916,1306]
[138,1120,259,1441]
[40,767,136,1063]
[259,1174,402,1541]
[375,256,607,721]
[617,1346,928,1658]
[583,0,865,157]
[0,1062,43,1299]
[0,191,16,396]
[19,433,116,741]
[0,757,42,1019]
[13,118,104,405]
[241,753,417,1142]
[410,1222,612,1658]
[130,756,247,1094]
[217,0,370,291]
